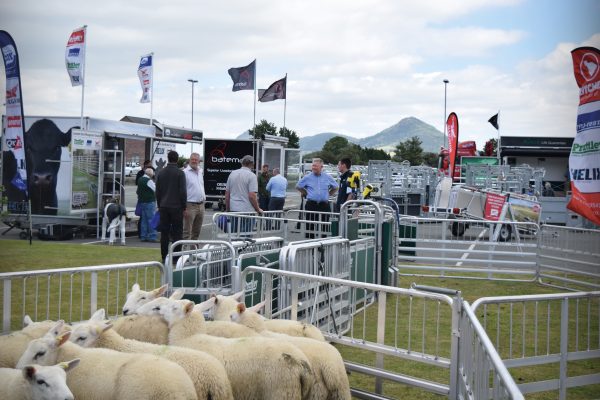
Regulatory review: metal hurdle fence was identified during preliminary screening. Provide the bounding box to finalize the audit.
[537,224,600,291]
[0,261,165,333]
[240,266,523,400]
[471,291,600,399]
[396,217,539,281]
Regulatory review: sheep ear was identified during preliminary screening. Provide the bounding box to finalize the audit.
[23,315,34,327]
[169,288,185,300]
[132,283,140,292]
[184,301,194,316]
[236,303,246,314]
[56,331,71,347]
[153,284,168,298]
[232,290,245,302]
[48,320,64,337]
[195,297,215,313]
[248,301,265,313]
[90,309,106,321]
[23,366,36,381]
[60,359,80,372]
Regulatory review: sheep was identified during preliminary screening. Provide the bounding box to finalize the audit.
[0,359,79,400]
[111,314,170,344]
[145,297,315,400]
[206,292,326,341]
[0,316,69,368]
[70,309,234,400]
[17,322,198,400]
[122,282,168,315]
[231,303,351,400]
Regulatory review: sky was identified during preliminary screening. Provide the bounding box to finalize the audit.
[1,0,599,154]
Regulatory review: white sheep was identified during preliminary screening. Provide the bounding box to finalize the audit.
[122,282,168,315]
[0,359,79,400]
[0,316,69,368]
[206,292,326,341]
[17,322,198,400]
[70,309,234,400]
[111,314,170,344]
[145,297,315,400]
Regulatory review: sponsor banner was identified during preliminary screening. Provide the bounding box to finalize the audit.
[484,192,506,221]
[568,46,600,225]
[203,139,255,196]
[258,76,286,102]
[0,30,28,212]
[65,27,85,86]
[446,112,459,180]
[71,129,102,213]
[162,124,202,142]
[508,196,541,224]
[228,60,255,91]
[151,141,176,175]
[137,54,152,103]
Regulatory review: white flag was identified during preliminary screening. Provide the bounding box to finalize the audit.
[138,54,153,103]
[65,27,85,87]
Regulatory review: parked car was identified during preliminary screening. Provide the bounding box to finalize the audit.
[125,164,141,177]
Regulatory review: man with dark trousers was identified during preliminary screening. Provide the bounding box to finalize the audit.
[335,157,356,212]
[296,158,338,238]
[155,151,187,263]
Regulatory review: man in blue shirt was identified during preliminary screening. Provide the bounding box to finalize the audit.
[296,158,338,238]
[266,167,287,229]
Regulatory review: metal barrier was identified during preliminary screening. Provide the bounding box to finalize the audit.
[240,266,523,399]
[0,262,165,333]
[537,225,600,291]
[471,291,600,399]
[396,217,539,281]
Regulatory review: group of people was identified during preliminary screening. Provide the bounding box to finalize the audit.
[137,150,359,261]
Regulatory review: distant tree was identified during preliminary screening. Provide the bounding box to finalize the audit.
[392,136,423,165]
[278,127,300,148]
[484,138,497,156]
[422,152,439,167]
[248,119,277,139]
[363,147,391,161]
[322,136,350,156]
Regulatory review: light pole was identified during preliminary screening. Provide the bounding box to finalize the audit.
[188,79,198,152]
[443,79,449,150]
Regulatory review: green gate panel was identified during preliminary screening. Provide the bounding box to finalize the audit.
[380,220,395,285]
[398,223,416,257]
[240,252,280,310]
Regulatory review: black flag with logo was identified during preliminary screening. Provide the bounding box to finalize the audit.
[258,76,286,102]
[488,113,499,130]
[227,60,255,92]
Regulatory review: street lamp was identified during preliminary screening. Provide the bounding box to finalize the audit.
[188,79,198,152]
[443,79,449,150]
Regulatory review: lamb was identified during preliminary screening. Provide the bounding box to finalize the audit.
[0,316,69,368]
[206,291,326,341]
[145,297,315,400]
[111,314,170,344]
[0,359,79,400]
[122,282,168,315]
[70,309,234,400]
[17,322,198,400]
[231,303,351,400]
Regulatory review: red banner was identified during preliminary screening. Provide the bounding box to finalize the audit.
[446,112,459,180]
[484,192,507,221]
[567,47,600,225]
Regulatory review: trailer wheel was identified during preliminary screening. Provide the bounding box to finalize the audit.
[451,221,466,237]
[498,224,512,242]
[19,230,29,240]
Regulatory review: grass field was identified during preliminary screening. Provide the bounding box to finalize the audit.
[0,239,598,399]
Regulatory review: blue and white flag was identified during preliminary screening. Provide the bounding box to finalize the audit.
[138,54,153,103]
[0,30,28,211]
[65,27,86,86]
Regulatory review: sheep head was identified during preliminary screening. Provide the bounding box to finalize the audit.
[122,283,168,315]
[23,360,80,400]
[17,322,71,368]
[70,309,113,348]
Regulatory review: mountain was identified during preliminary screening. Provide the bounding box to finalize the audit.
[299,117,445,154]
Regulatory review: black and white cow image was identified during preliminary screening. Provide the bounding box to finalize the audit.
[101,202,127,245]
[25,119,74,215]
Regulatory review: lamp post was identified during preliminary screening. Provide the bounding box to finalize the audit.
[443,79,449,150]
[188,79,198,152]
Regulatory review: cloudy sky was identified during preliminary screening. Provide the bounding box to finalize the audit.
[1,0,599,152]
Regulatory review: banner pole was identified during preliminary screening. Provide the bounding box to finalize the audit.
[80,25,87,130]
[253,59,257,128]
[283,73,287,129]
[496,110,501,164]
[150,52,154,127]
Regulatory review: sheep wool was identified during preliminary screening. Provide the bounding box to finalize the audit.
[0,319,65,368]
[111,314,169,344]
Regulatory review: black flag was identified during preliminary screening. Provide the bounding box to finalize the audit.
[227,60,255,91]
[488,113,499,130]
[258,76,286,102]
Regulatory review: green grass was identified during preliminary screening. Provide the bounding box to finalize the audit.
[1,240,598,399]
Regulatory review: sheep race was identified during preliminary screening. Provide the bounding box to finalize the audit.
[0,283,351,400]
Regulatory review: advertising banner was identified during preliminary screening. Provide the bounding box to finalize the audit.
[203,139,255,197]
[446,112,459,180]
[567,46,600,225]
[138,54,152,103]
[484,192,506,221]
[65,27,86,86]
[151,141,176,175]
[71,129,102,212]
[0,30,28,214]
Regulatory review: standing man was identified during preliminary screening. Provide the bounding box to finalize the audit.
[257,164,271,211]
[266,168,287,229]
[225,155,262,233]
[296,158,338,238]
[155,150,187,263]
[183,152,206,240]
[335,157,357,212]
[136,159,154,238]
[136,168,157,242]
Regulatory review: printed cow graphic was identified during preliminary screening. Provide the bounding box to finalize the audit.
[25,119,74,215]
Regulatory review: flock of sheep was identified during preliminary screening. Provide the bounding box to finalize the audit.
[0,284,351,399]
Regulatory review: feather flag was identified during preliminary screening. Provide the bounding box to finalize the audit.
[65,27,86,86]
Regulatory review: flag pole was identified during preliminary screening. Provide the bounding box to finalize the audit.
[496,110,501,164]
[150,52,154,127]
[80,25,87,130]
[283,73,287,129]
[253,59,257,128]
